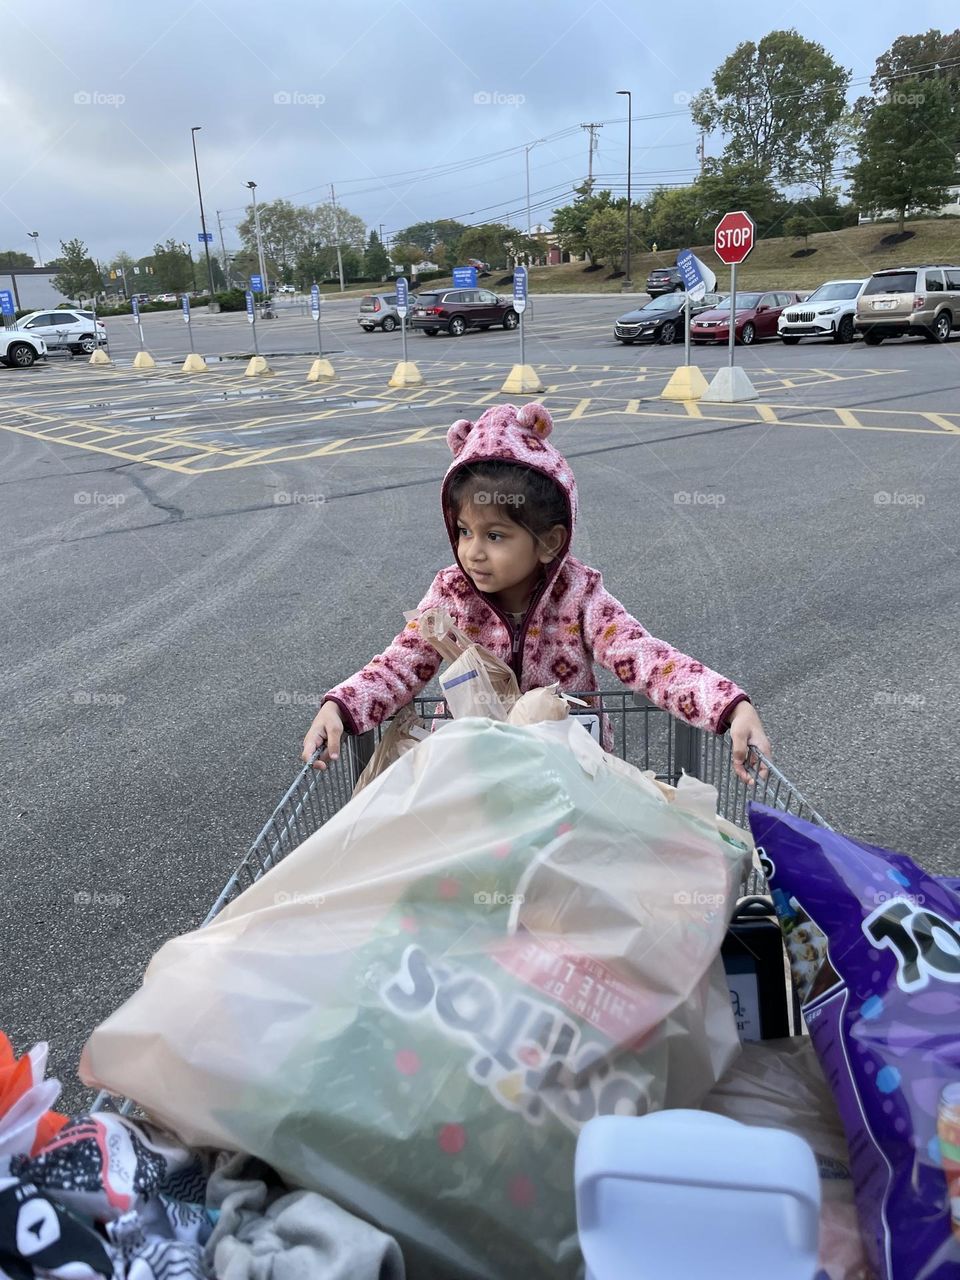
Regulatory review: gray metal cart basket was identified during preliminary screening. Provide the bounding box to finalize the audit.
[202,689,831,926]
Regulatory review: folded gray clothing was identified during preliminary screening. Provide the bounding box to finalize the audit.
[204,1152,404,1280]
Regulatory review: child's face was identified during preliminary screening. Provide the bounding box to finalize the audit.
[455,500,560,602]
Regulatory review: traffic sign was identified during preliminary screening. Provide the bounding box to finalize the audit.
[249,274,264,293]
[0,289,14,317]
[245,290,255,323]
[452,265,477,288]
[181,295,191,322]
[714,210,755,265]
[131,295,140,318]
[513,265,528,314]
[676,249,706,301]
[395,276,409,318]
[198,232,214,243]
[310,283,321,320]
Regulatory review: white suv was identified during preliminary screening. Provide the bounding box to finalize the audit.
[778,279,866,345]
[0,328,46,368]
[16,309,107,354]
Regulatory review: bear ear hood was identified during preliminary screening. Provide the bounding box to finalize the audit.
[440,401,579,575]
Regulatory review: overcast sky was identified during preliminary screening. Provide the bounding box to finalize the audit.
[0,0,952,264]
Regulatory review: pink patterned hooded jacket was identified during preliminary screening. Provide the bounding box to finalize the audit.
[324,402,749,740]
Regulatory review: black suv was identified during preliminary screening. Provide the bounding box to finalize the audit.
[645,267,684,296]
[409,288,519,336]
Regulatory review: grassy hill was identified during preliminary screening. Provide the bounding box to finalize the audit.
[320,217,960,297]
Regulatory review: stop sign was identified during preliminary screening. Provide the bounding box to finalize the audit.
[714,210,755,265]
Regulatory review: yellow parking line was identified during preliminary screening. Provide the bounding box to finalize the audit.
[834,408,862,429]
[755,404,779,423]
[921,412,960,434]
[568,399,592,420]
[683,401,704,418]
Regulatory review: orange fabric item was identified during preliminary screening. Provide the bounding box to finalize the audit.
[0,1031,68,1155]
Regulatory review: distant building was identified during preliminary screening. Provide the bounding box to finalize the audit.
[858,183,960,223]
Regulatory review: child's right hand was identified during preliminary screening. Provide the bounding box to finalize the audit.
[302,702,344,770]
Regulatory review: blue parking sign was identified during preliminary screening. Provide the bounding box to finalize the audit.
[395,276,408,317]
[131,295,140,318]
[452,265,477,288]
[181,295,191,321]
[0,289,14,317]
[513,265,528,313]
[250,274,264,293]
[676,249,706,301]
[310,283,321,319]
[245,290,255,323]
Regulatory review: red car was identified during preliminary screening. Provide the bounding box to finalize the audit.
[690,290,802,346]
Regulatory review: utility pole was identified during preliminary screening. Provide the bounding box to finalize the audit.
[616,90,633,291]
[330,184,346,292]
[698,131,707,176]
[244,181,269,296]
[216,210,230,286]
[190,126,217,299]
[580,123,603,187]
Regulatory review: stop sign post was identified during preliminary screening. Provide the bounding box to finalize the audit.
[714,210,755,368]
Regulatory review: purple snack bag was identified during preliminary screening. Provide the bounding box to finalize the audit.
[748,803,960,1280]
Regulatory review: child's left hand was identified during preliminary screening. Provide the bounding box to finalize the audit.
[728,702,772,785]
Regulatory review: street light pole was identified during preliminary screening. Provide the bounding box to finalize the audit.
[191,127,217,298]
[28,231,43,267]
[616,89,633,290]
[245,180,269,296]
[523,139,545,264]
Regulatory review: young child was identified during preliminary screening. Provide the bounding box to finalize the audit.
[303,401,770,781]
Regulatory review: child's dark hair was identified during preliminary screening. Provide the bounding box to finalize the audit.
[447,461,568,540]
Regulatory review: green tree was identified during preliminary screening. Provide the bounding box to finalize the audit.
[644,187,701,250]
[692,29,851,193]
[363,230,390,280]
[871,28,960,153]
[389,241,425,272]
[582,208,644,271]
[151,239,194,292]
[394,220,469,254]
[694,161,785,238]
[454,223,516,270]
[51,239,101,302]
[551,183,617,260]
[0,249,35,270]
[784,214,816,248]
[850,78,958,231]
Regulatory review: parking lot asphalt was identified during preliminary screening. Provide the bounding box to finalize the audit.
[3,294,960,1104]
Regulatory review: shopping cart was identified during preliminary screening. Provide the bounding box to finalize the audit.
[93,690,829,1114]
[202,688,831,925]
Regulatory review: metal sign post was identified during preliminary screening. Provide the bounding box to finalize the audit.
[310,283,322,356]
[676,249,708,369]
[181,294,194,352]
[131,294,146,350]
[728,262,737,369]
[513,265,528,367]
[245,289,259,356]
[396,275,409,366]
[700,210,758,404]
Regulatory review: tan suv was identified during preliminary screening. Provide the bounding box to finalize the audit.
[855,265,960,344]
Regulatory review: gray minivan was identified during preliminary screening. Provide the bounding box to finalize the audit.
[855,265,960,344]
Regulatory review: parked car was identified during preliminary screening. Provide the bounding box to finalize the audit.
[466,259,491,276]
[691,291,803,345]
[357,293,415,333]
[15,309,107,355]
[410,288,519,336]
[614,292,728,344]
[645,267,685,296]
[778,280,866,344]
[854,264,960,344]
[0,328,46,368]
